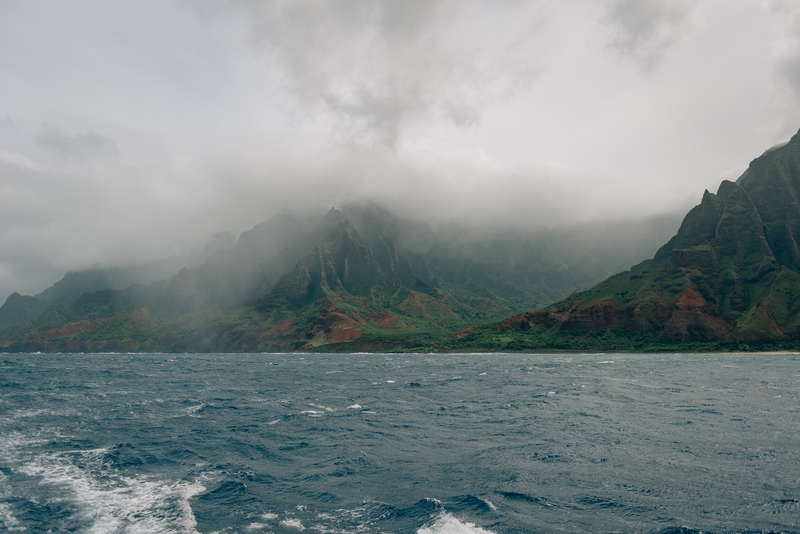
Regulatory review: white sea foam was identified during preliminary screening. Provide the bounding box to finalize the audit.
[280,518,305,530]
[0,502,24,532]
[11,407,75,419]
[0,432,47,460]
[346,404,362,409]
[185,403,205,415]
[0,471,25,532]
[417,512,496,534]
[17,448,205,533]
[481,499,497,511]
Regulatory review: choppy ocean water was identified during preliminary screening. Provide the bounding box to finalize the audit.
[0,352,798,534]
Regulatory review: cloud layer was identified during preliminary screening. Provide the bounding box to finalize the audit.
[603,0,701,70]
[227,0,545,146]
[1,1,800,299]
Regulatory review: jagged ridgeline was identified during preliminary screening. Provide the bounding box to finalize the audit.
[0,201,671,352]
[475,129,800,351]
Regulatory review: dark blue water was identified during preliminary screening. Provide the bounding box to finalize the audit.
[1,352,798,533]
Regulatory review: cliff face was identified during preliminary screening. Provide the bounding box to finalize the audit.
[498,128,800,345]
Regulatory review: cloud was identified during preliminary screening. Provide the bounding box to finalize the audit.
[0,115,14,133]
[0,147,42,172]
[602,0,702,70]
[0,142,211,299]
[1,1,794,302]
[227,0,543,146]
[203,136,692,234]
[36,123,119,160]
[765,1,800,106]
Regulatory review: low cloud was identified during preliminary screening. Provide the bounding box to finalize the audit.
[1,1,795,303]
[0,115,14,133]
[602,0,702,70]
[766,1,800,108]
[227,0,543,146]
[36,123,118,160]
[0,124,695,300]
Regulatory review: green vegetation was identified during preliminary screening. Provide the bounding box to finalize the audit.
[456,127,800,352]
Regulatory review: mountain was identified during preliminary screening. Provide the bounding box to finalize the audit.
[0,293,49,328]
[0,268,168,331]
[460,128,800,351]
[0,203,678,352]
[0,233,240,330]
[0,208,536,351]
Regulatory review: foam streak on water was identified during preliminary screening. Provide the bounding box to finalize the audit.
[1,438,205,533]
[23,454,204,533]
[418,512,496,534]
[1,352,799,533]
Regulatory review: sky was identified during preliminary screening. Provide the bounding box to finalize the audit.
[2,0,800,299]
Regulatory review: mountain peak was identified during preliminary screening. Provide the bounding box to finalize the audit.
[323,207,347,225]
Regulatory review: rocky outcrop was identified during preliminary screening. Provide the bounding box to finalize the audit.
[560,300,620,331]
[660,288,729,342]
[258,215,401,311]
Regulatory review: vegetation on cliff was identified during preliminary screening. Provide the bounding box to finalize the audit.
[457,130,800,351]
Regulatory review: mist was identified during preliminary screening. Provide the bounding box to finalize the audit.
[2,0,800,300]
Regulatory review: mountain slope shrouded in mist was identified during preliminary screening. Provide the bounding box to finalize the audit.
[12,118,800,353]
[461,128,800,351]
[6,2,800,351]
[0,200,678,352]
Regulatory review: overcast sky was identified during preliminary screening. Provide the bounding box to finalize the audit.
[2,0,800,298]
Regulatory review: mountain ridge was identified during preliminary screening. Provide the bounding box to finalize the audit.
[0,156,723,352]
[1,203,583,351]
[453,127,800,351]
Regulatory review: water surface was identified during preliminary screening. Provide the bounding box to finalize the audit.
[1,352,798,533]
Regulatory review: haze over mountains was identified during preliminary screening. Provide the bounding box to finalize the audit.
[0,202,680,351]
[3,2,800,308]
[5,3,800,351]
[5,128,800,352]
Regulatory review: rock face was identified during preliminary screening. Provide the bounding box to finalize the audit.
[258,212,418,311]
[499,127,800,345]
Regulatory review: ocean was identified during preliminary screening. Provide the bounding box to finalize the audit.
[0,352,798,533]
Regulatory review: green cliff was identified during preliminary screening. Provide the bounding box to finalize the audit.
[461,129,800,351]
